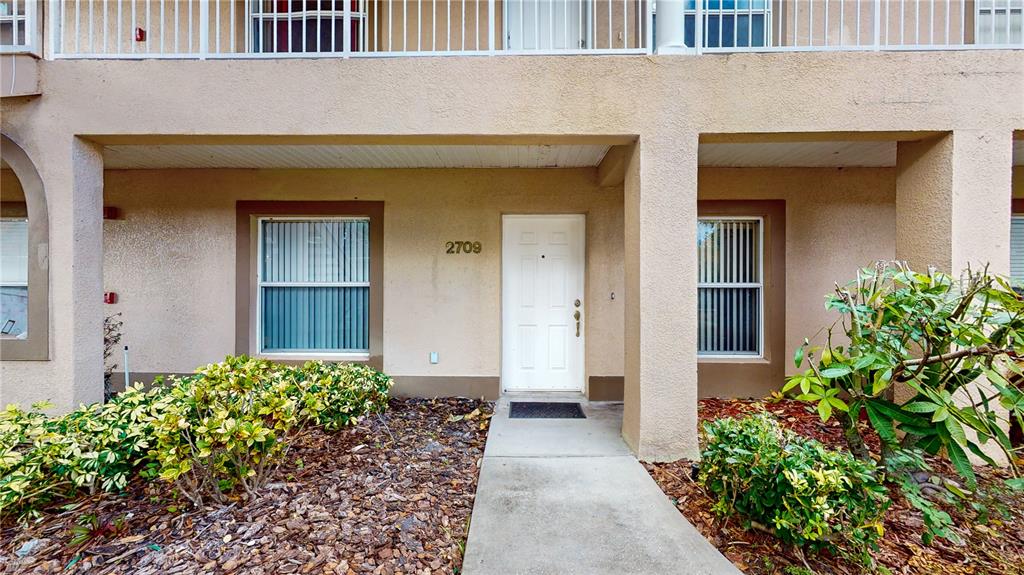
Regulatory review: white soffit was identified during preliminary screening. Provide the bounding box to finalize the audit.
[699,141,898,167]
[102,144,612,169]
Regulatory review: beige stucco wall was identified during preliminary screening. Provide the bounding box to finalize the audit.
[99,168,624,384]
[96,166,896,398]
[698,167,897,377]
[1,49,1019,458]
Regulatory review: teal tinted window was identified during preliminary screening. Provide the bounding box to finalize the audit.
[259,218,370,353]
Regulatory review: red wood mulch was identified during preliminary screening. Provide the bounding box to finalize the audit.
[1,398,492,575]
[645,398,1024,575]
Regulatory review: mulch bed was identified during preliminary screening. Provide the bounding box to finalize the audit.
[1,398,492,575]
[645,398,1024,575]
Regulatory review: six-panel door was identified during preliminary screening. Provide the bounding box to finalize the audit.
[501,215,585,392]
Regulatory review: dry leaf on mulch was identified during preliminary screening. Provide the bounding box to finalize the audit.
[645,398,1024,575]
[1,397,492,575]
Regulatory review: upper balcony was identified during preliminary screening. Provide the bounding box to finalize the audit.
[1,0,1022,59]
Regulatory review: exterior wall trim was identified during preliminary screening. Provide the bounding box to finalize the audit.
[588,375,625,401]
[0,134,49,361]
[235,201,384,369]
[696,199,786,398]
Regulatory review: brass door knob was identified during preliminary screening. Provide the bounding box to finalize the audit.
[573,310,581,337]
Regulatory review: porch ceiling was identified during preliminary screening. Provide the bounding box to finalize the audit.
[101,144,612,170]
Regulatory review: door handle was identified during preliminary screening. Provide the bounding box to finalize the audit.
[573,310,581,337]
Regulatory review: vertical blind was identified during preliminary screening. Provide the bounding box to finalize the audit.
[260,218,370,353]
[697,218,762,356]
[1011,216,1024,281]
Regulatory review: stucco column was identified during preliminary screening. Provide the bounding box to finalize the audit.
[68,138,106,407]
[896,130,1013,274]
[622,136,700,462]
[0,136,104,411]
[894,131,1013,464]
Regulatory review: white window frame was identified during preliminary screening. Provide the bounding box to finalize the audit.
[255,216,371,360]
[0,0,39,55]
[976,0,1024,45]
[0,216,29,337]
[697,215,764,359]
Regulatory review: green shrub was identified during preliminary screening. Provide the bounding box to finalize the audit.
[149,357,393,506]
[293,361,393,431]
[699,413,889,565]
[0,385,165,520]
[1,356,394,518]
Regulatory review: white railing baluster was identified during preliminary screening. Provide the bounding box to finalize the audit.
[1005,0,1012,44]
[856,0,861,45]
[875,0,882,48]
[199,0,208,58]
[39,0,1024,58]
[930,0,935,44]
[809,0,814,46]
[695,0,703,52]
[215,0,220,54]
[345,0,352,56]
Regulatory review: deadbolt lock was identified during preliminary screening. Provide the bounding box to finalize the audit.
[574,299,581,307]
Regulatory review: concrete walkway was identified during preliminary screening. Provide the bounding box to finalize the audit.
[462,396,742,575]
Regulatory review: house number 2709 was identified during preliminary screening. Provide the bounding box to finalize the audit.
[445,241,482,254]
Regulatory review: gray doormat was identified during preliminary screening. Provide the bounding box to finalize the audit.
[509,402,586,419]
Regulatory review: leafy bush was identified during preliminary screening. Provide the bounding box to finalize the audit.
[787,262,1024,544]
[0,385,165,520]
[149,357,392,506]
[1,356,394,518]
[788,262,1024,482]
[699,414,889,565]
[291,361,393,431]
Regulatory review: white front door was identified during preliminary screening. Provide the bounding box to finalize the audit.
[502,215,585,392]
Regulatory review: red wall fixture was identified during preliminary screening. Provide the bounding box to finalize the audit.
[103,292,118,305]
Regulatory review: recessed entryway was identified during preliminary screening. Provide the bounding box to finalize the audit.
[501,214,585,392]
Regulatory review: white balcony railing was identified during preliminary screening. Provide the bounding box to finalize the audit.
[50,0,651,58]
[39,1,1024,58]
[1,0,39,53]
[658,0,1023,52]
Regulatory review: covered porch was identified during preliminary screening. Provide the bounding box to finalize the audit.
[0,130,1019,461]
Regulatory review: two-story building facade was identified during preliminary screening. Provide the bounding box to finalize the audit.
[1,0,1022,460]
